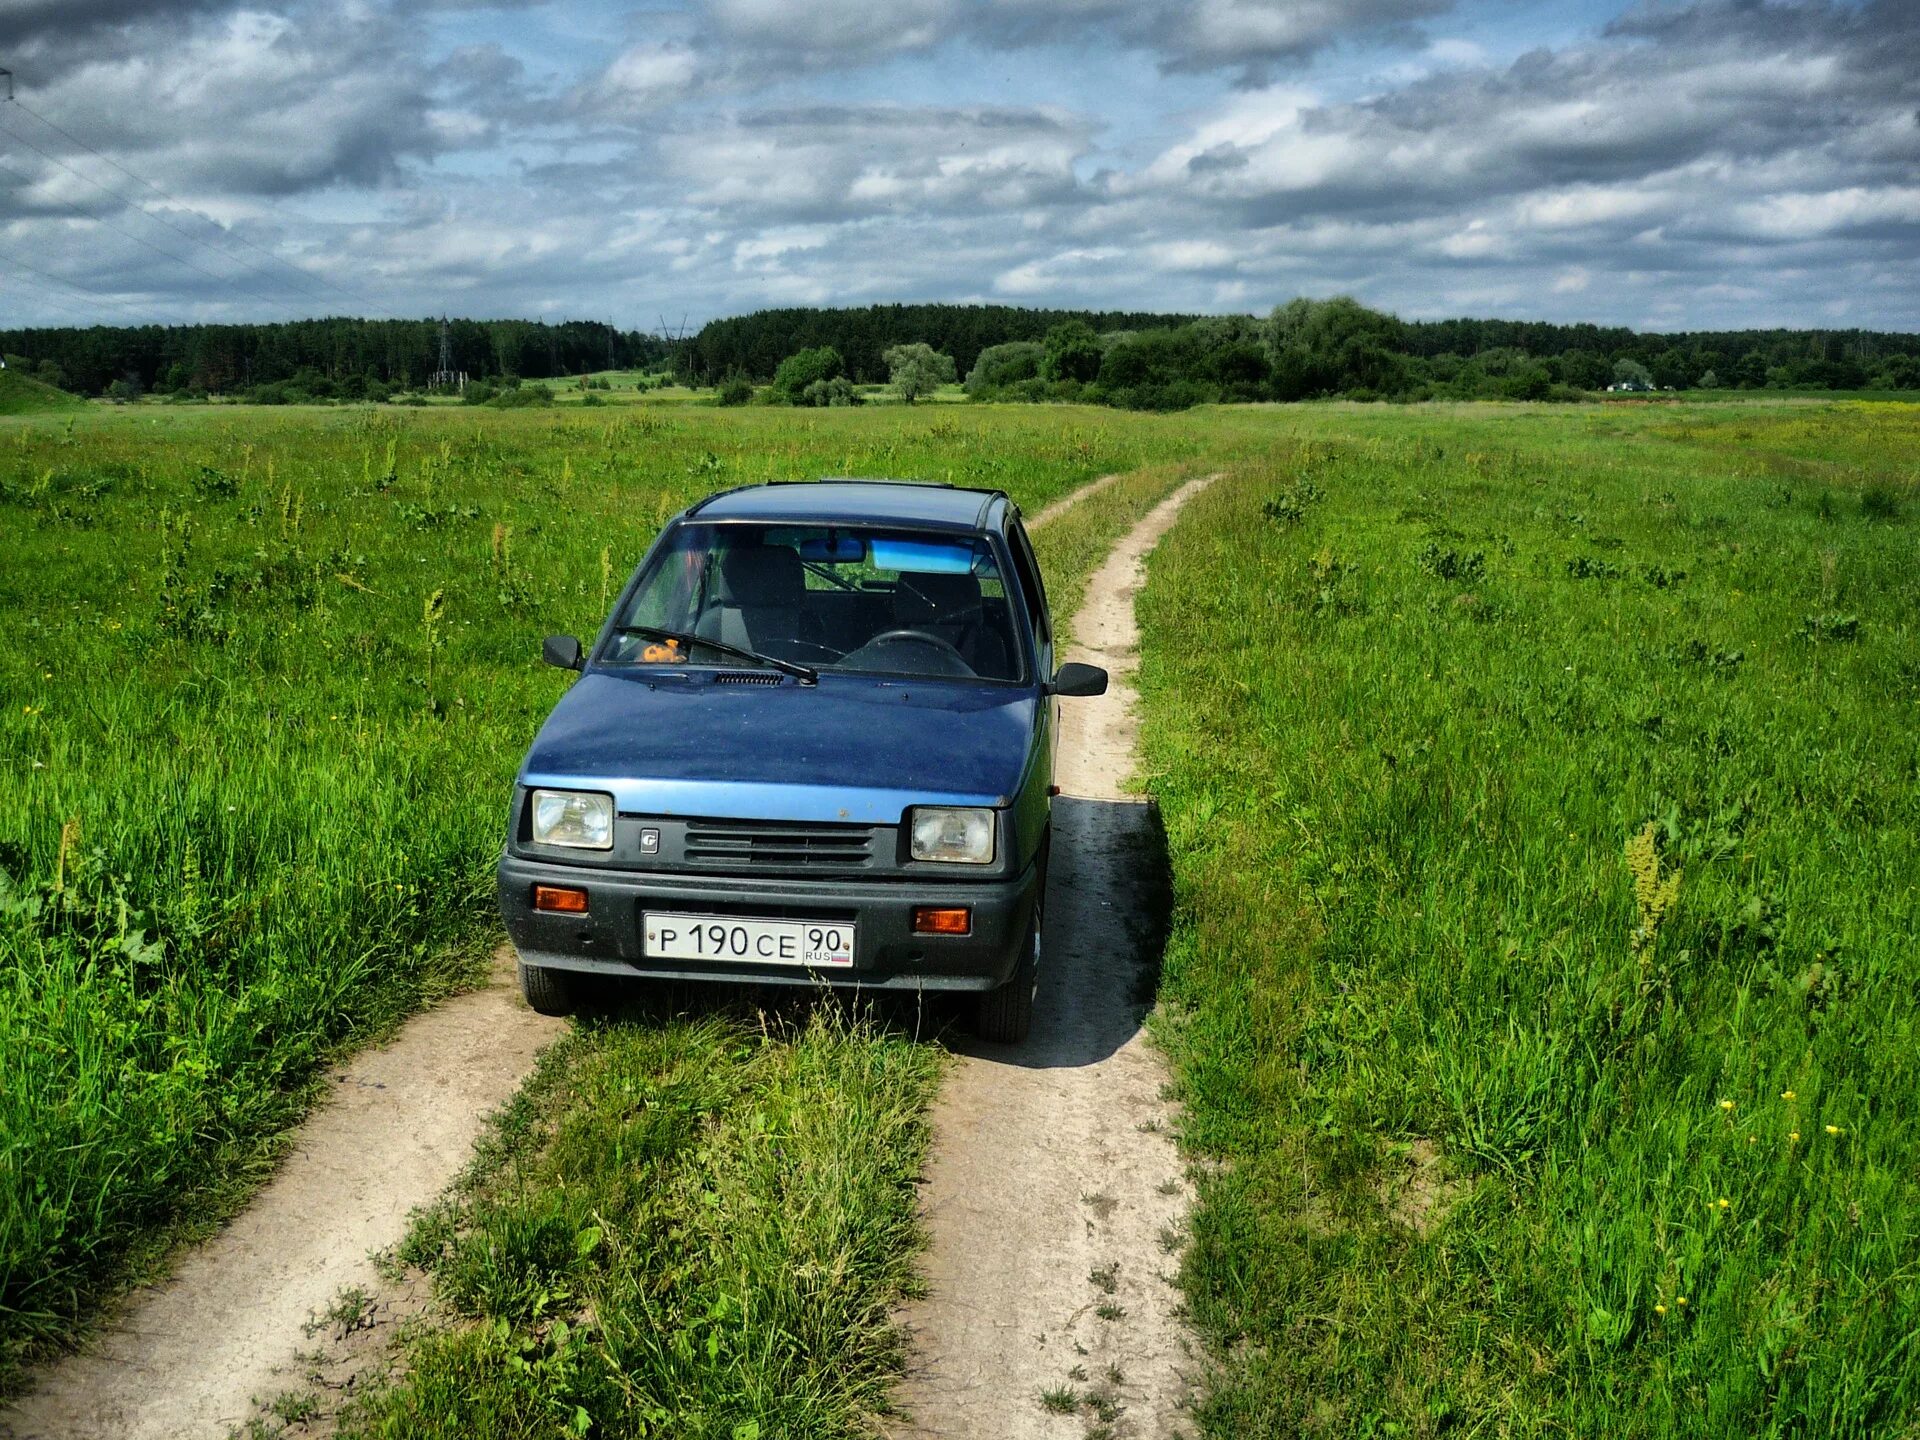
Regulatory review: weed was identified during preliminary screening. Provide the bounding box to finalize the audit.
[1096,1303,1128,1322]
[1040,1387,1081,1414]
[1416,542,1486,582]
[1798,612,1861,642]
[1088,1263,1119,1295]
[1565,554,1622,580]
[1860,485,1900,521]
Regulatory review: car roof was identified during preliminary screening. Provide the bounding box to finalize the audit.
[688,479,1008,533]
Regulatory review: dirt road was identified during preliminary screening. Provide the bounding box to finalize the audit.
[1,468,1200,1440]
[0,953,564,1440]
[889,475,1214,1439]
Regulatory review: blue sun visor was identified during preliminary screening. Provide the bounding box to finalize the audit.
[869,537,982,575]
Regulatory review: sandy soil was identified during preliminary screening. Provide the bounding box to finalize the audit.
[888,475,1216,1440]
[0,951,564,1440]
[1027,471,1122,529]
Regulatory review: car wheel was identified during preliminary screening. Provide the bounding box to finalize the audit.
[972,901,1039,1044]
[518,959,576,1017]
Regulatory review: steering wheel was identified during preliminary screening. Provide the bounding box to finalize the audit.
[863,628,969,665]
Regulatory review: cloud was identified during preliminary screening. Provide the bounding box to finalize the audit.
[2,0,1918,333]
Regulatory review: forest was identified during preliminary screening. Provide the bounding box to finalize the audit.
[6,301,1919,410]
[0,317,666,399]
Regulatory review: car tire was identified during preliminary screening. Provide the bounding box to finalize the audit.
[518,959,576,1017]
[973,902,1039,1045]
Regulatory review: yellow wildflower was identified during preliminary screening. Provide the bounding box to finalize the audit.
[1826,1125,1842,1137]
[1789,1131,1801,1144]
[1782,1090,1796,1101]
[1654,1303,1667,1316]
[1720,1099,1735,1112]
[1717,1198,1730,1211]
[1676,1296,1688,1307]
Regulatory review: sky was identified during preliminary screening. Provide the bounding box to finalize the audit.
[0,0,1916,334]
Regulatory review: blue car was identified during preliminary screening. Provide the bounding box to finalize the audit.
[496,480,1107,1042]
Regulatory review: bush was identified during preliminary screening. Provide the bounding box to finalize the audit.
[799,377,860,407]
[770,346,846,404]
[490,383,553,408]
[965,342,1044,396]
[715,370,754,406]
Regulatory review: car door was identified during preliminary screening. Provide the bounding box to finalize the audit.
[1004,515,1056,808]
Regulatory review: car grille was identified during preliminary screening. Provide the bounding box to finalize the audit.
[682,819,876,868]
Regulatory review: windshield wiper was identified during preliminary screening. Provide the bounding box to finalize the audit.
[616,625,817,684]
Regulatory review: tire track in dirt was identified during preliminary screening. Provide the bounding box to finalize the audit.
[1027,471,1123,530]
[888,475,1216,1440]
[1,951,564,1440]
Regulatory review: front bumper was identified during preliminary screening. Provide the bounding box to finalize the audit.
[497,852,1040,992]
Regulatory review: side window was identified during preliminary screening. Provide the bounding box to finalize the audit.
[1006,520,1050,647]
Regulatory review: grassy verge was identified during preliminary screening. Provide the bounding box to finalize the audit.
[0,404,1181,1381]
[1138,409,1919,1435]
[333,1006,939,1439]
[1026,461,1202,644]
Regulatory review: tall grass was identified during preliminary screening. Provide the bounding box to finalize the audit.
[0,403,1175,1379]
[339,1008,939,1439]
[1139,406,1920,1436]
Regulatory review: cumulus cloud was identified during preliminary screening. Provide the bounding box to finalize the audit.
[1,0,1918,331]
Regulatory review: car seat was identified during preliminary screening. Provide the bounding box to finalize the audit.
[699,541,825,660]
[892,573,1010,678]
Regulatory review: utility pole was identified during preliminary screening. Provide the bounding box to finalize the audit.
[429,315,466,393]
[1,68,14,103]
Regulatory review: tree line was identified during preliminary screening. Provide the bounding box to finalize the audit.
[7,301,1918,408]
[708,300,1920,409]
[0,318,669,400]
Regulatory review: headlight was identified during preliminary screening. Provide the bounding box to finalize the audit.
[909,807,996,865]
[530,789,613,850]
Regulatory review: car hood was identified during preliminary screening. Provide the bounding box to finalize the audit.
[517,668,1042,823]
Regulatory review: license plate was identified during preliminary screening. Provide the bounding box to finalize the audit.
[642,912,855,968]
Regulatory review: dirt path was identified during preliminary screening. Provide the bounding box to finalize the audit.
[889,475,1215,1440]
[1027,471,1122,529]
[0,952,564,1440]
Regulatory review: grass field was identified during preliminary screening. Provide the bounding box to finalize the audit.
[2,395,1915,1435]
[1140,402,1920,1436]
[0,402,1193,1389]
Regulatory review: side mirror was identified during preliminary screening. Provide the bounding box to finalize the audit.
[542,634,584,671]
[1049,662,1108,697]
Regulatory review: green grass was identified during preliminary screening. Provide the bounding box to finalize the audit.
[1138,403,1920,1436]
[0,401,1187,1388]
[5,395,1917,1434]
[0,370,82,415]
[338,1007,939,1439]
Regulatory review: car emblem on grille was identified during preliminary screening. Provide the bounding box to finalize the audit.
[639,828,660,855]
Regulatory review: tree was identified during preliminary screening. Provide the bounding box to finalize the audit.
[769,346,845,404]
[1697,369,1721,389]
[1041,321,1102,383]
[1871,354,1920,390]
[964,341,1044,395]
[1613,358,1653,389]
[883,342,957,403]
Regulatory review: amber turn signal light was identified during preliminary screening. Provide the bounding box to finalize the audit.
[533,884,589,914]
[912,906,972,936]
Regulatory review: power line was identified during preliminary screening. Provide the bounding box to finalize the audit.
[0,124,305,316]
[0,242,189,328]
[4,92,395,319]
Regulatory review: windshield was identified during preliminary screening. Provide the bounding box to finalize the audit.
[604,522,1027,682]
